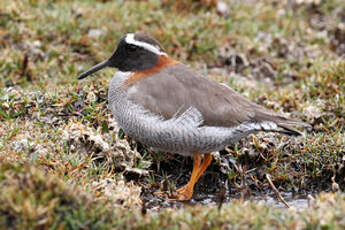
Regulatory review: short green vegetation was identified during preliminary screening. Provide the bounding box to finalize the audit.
[0,0,344,229]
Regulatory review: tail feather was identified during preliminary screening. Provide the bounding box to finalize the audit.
[276,123,304,136]
[254,111,311,136]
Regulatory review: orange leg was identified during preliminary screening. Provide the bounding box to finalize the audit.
[174,153,212,201]
[154,154,201,198]
[196,153,212,180]
[175,153,202,194]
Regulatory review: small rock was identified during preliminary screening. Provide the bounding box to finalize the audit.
[32,40,41,48]
[88,29,104,39]
[217,1,228,17]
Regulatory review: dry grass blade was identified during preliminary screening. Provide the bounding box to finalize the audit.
[266,174,290,208]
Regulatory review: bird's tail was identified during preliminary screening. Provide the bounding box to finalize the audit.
[276,120,310,136]
[255,111,311,136]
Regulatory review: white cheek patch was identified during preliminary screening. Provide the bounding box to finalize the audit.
[125,33,167,56]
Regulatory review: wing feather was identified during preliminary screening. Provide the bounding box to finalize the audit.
[127,63,308,134]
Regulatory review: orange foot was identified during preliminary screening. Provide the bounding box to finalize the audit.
[176,185,187,193]
[154,186,193,201]
[169,184,194,201]
[155,153,213,201]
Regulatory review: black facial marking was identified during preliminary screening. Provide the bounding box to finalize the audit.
[107,35,160,72]
[127,44,138,52]
[77,33,164,79]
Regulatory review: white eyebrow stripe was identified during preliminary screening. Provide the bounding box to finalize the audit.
[125,33,167,56]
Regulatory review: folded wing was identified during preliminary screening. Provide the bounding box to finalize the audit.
[127,63,309,135]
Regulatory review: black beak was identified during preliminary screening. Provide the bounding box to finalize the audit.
[78,59,111,80]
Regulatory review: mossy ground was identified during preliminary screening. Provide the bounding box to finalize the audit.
[0,0,344,229]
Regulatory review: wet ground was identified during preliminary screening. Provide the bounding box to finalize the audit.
[142,187,314,212]
[139,152,320,211]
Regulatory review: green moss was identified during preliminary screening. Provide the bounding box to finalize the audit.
[0,0,344,228]
[0,162,116,229]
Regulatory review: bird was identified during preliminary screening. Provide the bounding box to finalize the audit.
[78,32,309,201]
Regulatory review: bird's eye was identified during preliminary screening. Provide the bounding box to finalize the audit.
[127,44,137,52]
